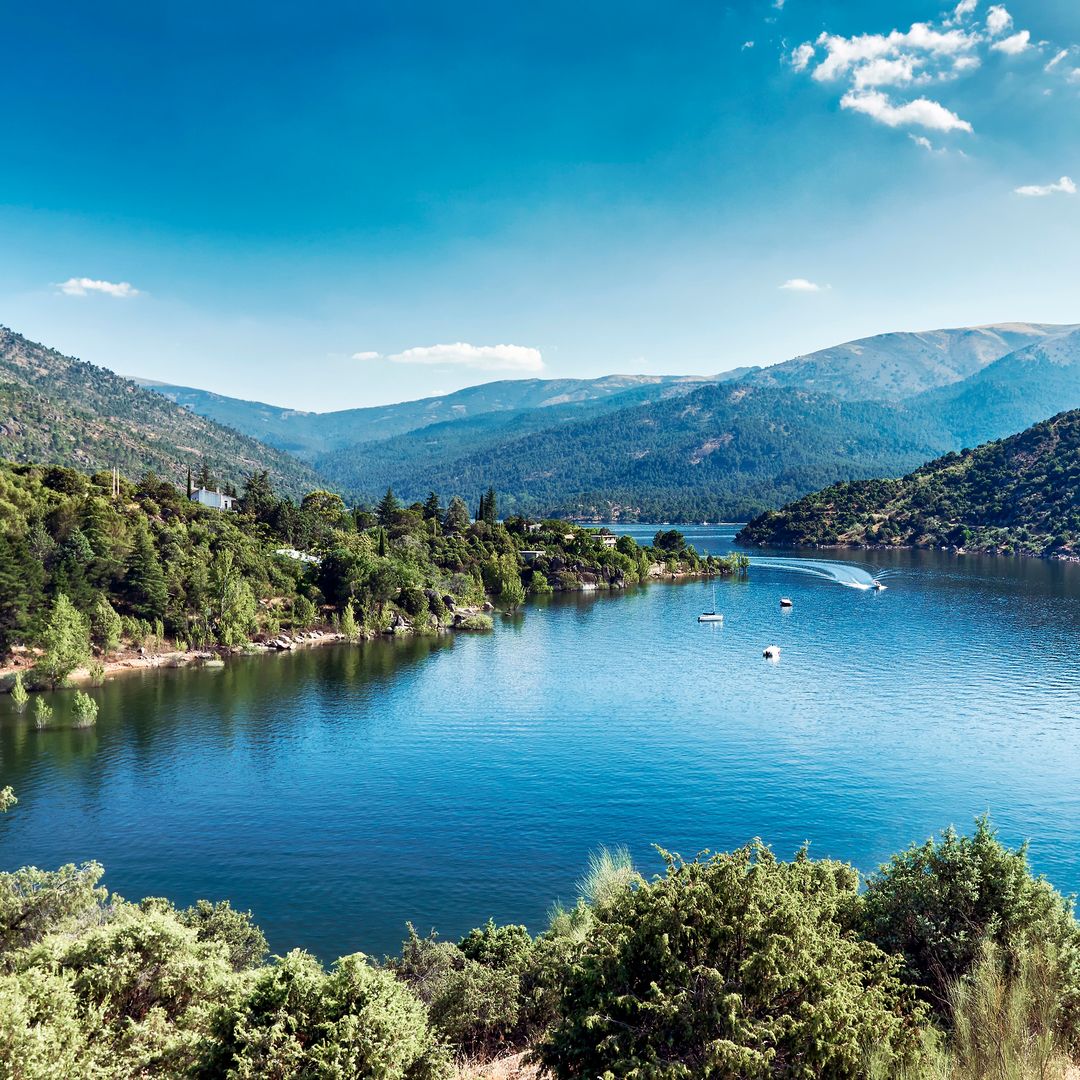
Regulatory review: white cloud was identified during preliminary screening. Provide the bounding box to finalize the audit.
[790,43,815,72]
[986,5,1012,36]
[840,89,973,132]
[1045,49,1069,71]
[952,0,978,19]
[813,24,976,83]
[773,0,785,9]
[1070,68,1080,83]
[382,343,544,371]
[351,351,381,361]
[910,134,936,150]
[1014,176,1076,197]
[852,56,921,89]
[991,29,1031,55]
[56,277,140,298]
[779,278,828,293]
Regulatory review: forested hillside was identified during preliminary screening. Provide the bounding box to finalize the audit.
[0,327,320,497]
[737,409,1080,557]
[320,384,952,521]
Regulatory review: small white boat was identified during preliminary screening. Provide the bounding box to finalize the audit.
[763,645,781,659]
[698,584,723,623]
[780,597,793,608]
[872,580,887,591]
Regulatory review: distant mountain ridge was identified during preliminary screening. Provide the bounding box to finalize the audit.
[138,372,744,461]
[736,409,1080,558]
[125,319,1080,519]
[0,327,320,497]
[739,323,1074,401]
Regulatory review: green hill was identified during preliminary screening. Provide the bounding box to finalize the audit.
[737,409,1080,557]
[0,327,321,498]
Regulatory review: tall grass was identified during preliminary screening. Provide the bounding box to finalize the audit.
[870,940,1075,1080]
[577,844,640,908]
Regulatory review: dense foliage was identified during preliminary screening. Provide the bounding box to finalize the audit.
[738,410,1080,557]
[0,326,319,498]
[0,461,742,673]
[1,804,1077,1078]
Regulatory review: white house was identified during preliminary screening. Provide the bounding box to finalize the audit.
[599,535,618,548]
[190,488,236,512]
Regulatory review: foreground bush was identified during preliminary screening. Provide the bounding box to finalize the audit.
[860,816,1080,1046]
[201,949,450,1079]
[538,843,927,1079]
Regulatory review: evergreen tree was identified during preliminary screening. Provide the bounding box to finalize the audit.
[482,486,498,525]
[377,487,401,527]
[195,461,214,490]
[125,522,168,623]
[444,495,470,533]
[0,534,33,659]
[91,595,123,654]
[422,492,442,521]
[240,470,276,522]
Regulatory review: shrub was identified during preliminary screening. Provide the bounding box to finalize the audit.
[10,672,28,711]
[32,696,53,729]
[392,927,523,1057]
[291,595,317,630]
[35,594,91,687]
[341,600,359,642]
[859,816,1080,1042]
[175,899,268,972]
[71,691,98,728]
[538,844,926,1079]
[399,586,428,618]
[457,614,493,632]
[202,948,450,1079]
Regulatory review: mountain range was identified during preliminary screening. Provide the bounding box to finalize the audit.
[139,322,1080,520]
[3,320,1079,519]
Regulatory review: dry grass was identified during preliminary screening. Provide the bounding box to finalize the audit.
[454,1052,539,1080]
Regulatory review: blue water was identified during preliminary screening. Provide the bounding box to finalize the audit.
[1,526,1079,961]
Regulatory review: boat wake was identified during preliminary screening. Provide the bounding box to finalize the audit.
[748,557,883,591]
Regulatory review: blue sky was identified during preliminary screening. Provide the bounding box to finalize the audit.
[1,0,1078,410]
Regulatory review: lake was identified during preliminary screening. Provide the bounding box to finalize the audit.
[2,525,1079,962]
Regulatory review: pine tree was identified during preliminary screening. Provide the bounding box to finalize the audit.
[423,492,442,521]
[125,522,169,622]
[195,461,213,490]
[377,487,401,527]
[484,486,498,524]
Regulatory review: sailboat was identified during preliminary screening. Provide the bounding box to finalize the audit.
[698,584,724,623]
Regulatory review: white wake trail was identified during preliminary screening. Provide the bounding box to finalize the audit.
[748,557,882,590]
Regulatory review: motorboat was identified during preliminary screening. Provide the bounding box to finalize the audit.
[780,597,793,608]
[763,645,781,659]
[698,612,724,623]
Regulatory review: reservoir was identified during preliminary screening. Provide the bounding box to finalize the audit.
[2,526,1079,961]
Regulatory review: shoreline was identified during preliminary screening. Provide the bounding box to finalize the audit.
[0,566,727,692]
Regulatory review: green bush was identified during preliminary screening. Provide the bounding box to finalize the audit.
[70,691,98,728]
[538,843,927,1079]
[457,614,493,632]
[859,816,1080,1043]
[392,926,523,1057]
[201,948,450,1079]
[9,672,28,710]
